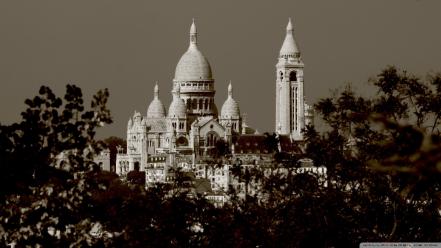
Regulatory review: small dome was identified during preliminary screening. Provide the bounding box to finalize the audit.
[174,20,213,81]
[168,86,187,118]
[147,99,166,118]
[221,82,240,118]
[221,98,240,118]
[168,99,187,118]
[147,83,166,118]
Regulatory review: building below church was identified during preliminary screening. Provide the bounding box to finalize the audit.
[116,19,313,183]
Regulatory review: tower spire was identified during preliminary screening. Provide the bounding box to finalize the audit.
[279,17,300,58]
[228,81,233,98]
[286,17,293,32]
[190,18,197,47]
[154,81,159,99]
[275,18,306,140]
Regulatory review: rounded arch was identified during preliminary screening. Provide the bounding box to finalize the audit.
[199,99,203,110]
[289,71,297,82]
[176,136,188,147]
[186,99,191,109]
[206,131,220,147]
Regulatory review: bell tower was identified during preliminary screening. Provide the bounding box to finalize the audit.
[275,18,305,140]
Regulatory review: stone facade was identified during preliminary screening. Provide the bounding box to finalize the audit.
[275,18,313,140]
[116,19,311,178]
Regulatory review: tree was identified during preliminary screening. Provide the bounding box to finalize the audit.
[2,67,441,247]
[303,66,441,244]
[0,85,113,246]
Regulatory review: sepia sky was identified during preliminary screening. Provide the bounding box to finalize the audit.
[1,0,440,138]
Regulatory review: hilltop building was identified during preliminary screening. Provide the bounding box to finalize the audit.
[116,19,312,177]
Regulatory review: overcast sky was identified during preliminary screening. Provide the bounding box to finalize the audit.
[1,0,440,138]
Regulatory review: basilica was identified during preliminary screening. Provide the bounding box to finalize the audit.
[116,19,312,177]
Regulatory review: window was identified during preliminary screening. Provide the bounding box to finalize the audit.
[290,71,297,81]
[205,99,209,109]
[177,136,188,146]
[192,99,197,109]
[291,86,298,131]
[280,71,283,81]
[199,99,203,110]
[206,131,219,147]
[186,99,191,109]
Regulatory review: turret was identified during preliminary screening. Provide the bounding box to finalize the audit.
[147,82,167,118]
[275,18,306,140]
[220,81,241,133]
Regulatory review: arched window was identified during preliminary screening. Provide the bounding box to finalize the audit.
[206,131,219,147]
[192,99,197,109]
[205,99,209,109]
[134,161,140,172]
[176,136,188,147]
[280,71,284,81]
[186,99,191,109]
[290,71,297,82]
[199,99,203,110]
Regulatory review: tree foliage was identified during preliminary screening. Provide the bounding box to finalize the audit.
[0,85,113,246]
[305,66,441,243]
[1,67,441,247]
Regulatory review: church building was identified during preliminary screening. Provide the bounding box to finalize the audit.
[116,19,312,176]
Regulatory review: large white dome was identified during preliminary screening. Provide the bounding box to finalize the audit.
[174,48,212,81]
[174,19,212,81]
